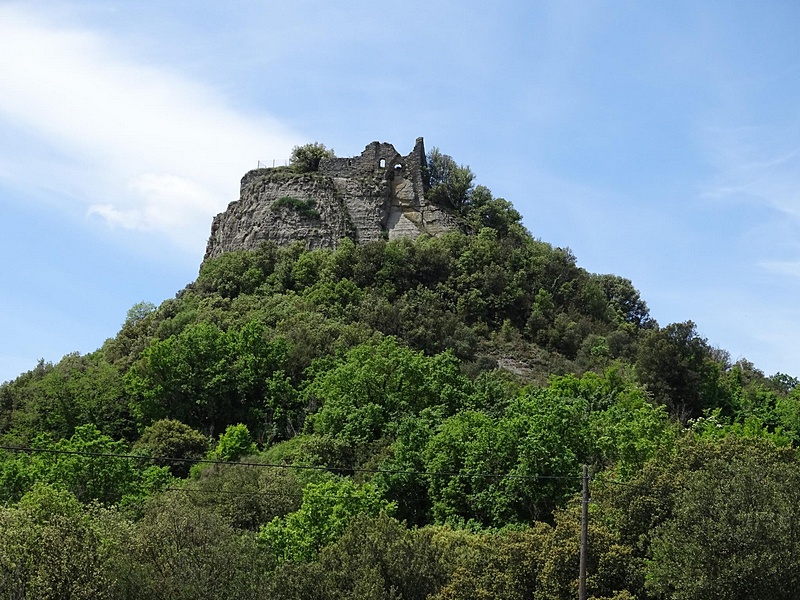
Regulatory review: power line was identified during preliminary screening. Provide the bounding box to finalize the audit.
[164,487,302,498]
[0,444,587,482]
[163,487,434,504]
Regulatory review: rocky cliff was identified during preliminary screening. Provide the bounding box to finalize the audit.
[203,138,458,260]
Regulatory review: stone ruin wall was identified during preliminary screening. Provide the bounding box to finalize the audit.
[203,138,457,261]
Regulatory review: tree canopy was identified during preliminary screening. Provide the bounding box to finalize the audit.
[289,142,334,172]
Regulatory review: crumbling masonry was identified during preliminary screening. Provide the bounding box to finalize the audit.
[204,138,457,260]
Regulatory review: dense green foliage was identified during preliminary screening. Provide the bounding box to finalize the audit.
[426,147,475,210]
[289,142,334,173]
[1,147,798,598]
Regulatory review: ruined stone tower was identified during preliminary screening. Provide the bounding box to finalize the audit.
[204,138,457,260]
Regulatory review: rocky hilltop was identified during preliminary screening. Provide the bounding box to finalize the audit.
[204,138,458,260]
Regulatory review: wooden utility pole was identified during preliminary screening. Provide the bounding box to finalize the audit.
[579,464,589,600]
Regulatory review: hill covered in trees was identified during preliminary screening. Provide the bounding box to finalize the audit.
[1,146,799,599]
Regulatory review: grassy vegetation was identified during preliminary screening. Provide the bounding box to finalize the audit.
[272,196,320,220]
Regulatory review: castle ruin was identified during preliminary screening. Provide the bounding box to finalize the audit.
[203,138,457,260]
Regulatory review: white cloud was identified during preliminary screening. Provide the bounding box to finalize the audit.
[701,123,800,219]
[760,261,800,279]
[0,4,302,252]
[87,173,221,251]
[696,122,800,369]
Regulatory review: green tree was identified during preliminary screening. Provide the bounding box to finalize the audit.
[8,424,170,505]
[134,419,207,477]
[1,351,132,443]
[646,443,800,599]
[461,185,525,238]
[776,386,800,441]
[430,525,548,600]
[593,434,800,599]
[595,275,652,328]
[125,320,293,437]
[424,386,593,526]
[534,501,641,600]
[259,477,394,562]
[0,484,118,599]
[125,321,232,431]
[0,448,37,504]
[110,491,273,600]
[304,337,469,448]
[423,409,497,525]
[210,423,258,462]
[124,301,156,327]
[290,142,335,172]
[427,147,475,209]
[266,513,448,600]
[559,368,679,479]
[635,321,716,421]
[185,463,303,530]
[195,244,279,299]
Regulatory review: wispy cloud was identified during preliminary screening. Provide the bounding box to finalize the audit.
[760,261,800,279]
[0,4,302,253]
[701,122,800,219]
[695,118,800,374]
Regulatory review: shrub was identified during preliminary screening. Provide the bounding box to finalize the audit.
[289,142,334,173]
[272,196,320,220]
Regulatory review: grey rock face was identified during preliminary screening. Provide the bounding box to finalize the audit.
[203,138,458,261]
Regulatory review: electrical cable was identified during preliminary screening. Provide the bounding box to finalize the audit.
[0,443,587,482]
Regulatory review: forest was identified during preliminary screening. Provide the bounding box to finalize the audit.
[2,149,799,599]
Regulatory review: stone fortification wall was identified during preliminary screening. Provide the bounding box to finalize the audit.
[318,138,425,182]
[203,138,457,261]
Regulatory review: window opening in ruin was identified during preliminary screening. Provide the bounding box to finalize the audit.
[394,163,403,170]
[379,159,386,168]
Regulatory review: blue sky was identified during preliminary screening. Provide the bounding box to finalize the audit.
[2,1,799,384]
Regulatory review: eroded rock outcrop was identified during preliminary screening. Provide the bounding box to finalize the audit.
[204,138,457,260]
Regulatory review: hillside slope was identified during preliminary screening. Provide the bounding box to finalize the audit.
[1,144,798,599]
